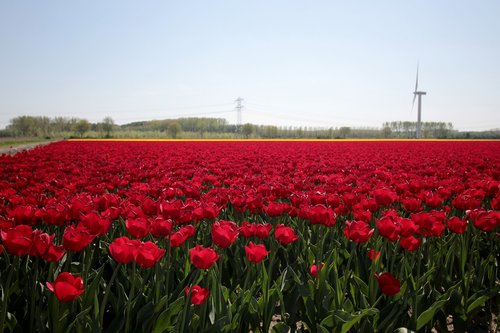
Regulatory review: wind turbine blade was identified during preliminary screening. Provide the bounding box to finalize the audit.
[411,61,419,112]
[414,62,419,93]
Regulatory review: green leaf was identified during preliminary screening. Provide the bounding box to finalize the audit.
[83,265,104,308]
[334,308,379,333]
[316,324,330,333]
[416,299,449,331]
[152,297,185,333]
[271,322,291,333]
[466,295,489,314]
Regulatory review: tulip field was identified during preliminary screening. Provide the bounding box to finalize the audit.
[0,140,499,333]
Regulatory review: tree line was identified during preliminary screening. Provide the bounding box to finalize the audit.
[1,115,499,139]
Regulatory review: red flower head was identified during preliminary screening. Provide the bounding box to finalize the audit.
[109,236,141,264]
[255,223,272,239]
[185,285,209,305]
[239,221,256,238]
[211,220,239,248]
[274,224,299,245]
[46,272,84,302]
[367,249,381,261]
[141,197,158,216]
[376,216,401,242]
[8,205,38,225]
[62,225,95,252]
[308,205,336,227]
[135,241,166,268]
[42,243,66,263]
[169,225,196,247]
[150,217,173,238]
[400,235,421,251]
[125,217,150,239]
[189,244,220,270]
[402,197,423,213]
[447,216,467,234]
[244,242,269,263]
[398,218,419,238]
[343,220,374,243]
[374,272,401,296]
[0,225,33,256]
[80,211,112,236]
[310,262,325,278]
[470,210,499,232]
[265,202,288,217]
[373,189,398,207]
[30,230,55,257]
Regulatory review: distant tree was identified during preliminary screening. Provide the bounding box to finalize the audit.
[241,123,255,138]
[339,126,351,139]
[101,117,115,138]
[9,116,36,136]
[382,125,392,138]
[73,119,90,138]
[167,121,182,138]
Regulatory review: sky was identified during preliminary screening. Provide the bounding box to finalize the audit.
[1,1,499,131]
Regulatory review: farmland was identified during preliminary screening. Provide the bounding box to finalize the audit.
[0,140,499,332]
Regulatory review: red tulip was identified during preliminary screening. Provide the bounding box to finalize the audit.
[185,285,209,305]
[376,216,401,242]
[42,243,66,263]
[109,236,141,264]
[374,272,401,296]
[244,242,269,263]
[310,262,325,278]
[447,216,467,234]
[150,217,173,238]
[125,217,150,239]
[211,220,239,248]
[470,210,499,232]
[308,205,336,227]
[62,225,95,252]
[398,218,419,238]
[0,225,33,256]
[189,244,220,270]
[169,225,196,247]
[135,241,165,268]
[367,249,381,261]
[46,272,84,302]
[255,223,273,239]
[373,189,398,206]
[274,224,299,245]
[343,220,374,243]
[30,230,55,257]
[239,221,256,238]
[80,211,112,236]
[400,235,421,251]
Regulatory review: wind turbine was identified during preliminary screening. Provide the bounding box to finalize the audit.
[412,63,426,139]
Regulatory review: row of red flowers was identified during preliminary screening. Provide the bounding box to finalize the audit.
[0,140,498,332]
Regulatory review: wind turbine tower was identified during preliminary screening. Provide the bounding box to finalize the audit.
[412,64,426,139]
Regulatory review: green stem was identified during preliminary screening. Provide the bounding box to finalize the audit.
[154,263,161,304]
[99,263,121,328]
[164,241,172,306]
[0,256,15,333]
[342,244,356,302]
[261,261,270,333]
[29,258,39,333]
[125,262,136,333]
[179,289,192,333]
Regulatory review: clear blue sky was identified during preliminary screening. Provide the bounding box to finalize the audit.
[1,1,499,131]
